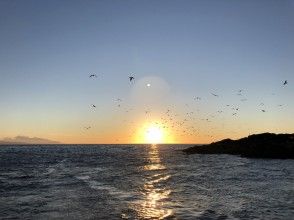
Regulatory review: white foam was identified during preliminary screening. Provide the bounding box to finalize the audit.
[88,180,134,199]
[44,168,55,175]
[76,175,90,180]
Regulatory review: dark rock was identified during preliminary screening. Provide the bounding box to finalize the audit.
[183,133,294,159]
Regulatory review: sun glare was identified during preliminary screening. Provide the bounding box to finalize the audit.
[145,126,163,144]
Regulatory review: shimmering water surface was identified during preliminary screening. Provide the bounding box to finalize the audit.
[0,145,293,219]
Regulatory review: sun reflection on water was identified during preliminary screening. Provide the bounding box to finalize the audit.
[138,144,174,219]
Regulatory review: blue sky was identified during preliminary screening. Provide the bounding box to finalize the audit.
[0,0,293,143]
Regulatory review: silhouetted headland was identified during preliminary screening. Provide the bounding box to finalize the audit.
[184,133,294,159]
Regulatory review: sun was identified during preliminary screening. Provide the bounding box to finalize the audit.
[145,125,163,144]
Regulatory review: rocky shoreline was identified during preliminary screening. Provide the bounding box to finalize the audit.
[183,133,294,159]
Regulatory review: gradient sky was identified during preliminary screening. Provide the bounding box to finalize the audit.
[0,0,293,144]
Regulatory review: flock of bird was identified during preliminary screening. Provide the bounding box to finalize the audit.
[84,74,289,141]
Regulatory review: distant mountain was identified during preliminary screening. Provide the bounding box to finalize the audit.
[0,136,61,145]
[183,133,294,159]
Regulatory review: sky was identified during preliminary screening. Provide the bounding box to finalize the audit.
[0,0,293,144]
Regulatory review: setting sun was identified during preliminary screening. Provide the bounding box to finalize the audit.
[145,125,164,144]
[134,121,174,144]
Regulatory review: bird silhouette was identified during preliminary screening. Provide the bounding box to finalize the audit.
[89,74,97,78]
[211,93,219,97]
[84,126,91,130]
[261,110,266,112]
[91,104,96,108]
[283,80,288,85]
[129,76,135,82]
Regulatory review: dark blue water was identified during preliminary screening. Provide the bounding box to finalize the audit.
[0,145,293,219]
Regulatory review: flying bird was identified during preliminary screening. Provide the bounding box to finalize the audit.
[211,93,219,97]
[261,110,266,112]
[84,126,91,130]
[129,76,135,82]
[283,80,288,85]
[91,104,96,108]
[89,74,97,78]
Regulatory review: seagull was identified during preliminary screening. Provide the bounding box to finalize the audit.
[283,80,288,85]
[91,104,96,108]
[129,76,135,82]
[211,93,219,97]
[89,74,97,78]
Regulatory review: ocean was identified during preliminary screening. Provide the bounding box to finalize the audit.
[0,144,293,219]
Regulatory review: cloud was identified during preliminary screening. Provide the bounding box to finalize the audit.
[0,136,61,145]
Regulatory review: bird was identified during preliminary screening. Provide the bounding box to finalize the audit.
[89,74,97,78]
[211,93,219,97]
[261,110,266,112]
[194,97,201,100]
[84,126,91,130]
[91,104,96,108]
[129,76,135,82]
[283,80,288,85]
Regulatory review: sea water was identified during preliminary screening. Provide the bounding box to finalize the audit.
[0,145,293,219]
